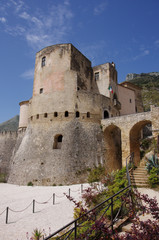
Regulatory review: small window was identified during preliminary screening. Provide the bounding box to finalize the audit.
[54,112,58,117]
[44,113,48,118]
[31,116,33,121]
[130,99,132,103]
[87,112,90,118]
[36,114,39,119]
[76,111,80,118]
[40,88,43,94]
[65,111,69,117]
[53,134,63,149]
[77,87,80,91]
[95,72,99,81]
[41,56,46,67]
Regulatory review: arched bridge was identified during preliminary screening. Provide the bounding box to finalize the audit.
[101,106,159,171]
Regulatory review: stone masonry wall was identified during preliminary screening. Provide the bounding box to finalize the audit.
[8,120,104,185]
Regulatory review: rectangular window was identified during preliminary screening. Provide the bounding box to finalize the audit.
[95,72,99,81]
[41,56,46,67]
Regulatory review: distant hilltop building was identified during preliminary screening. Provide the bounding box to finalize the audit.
[0,44,144,185]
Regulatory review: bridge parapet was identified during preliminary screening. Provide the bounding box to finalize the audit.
[101,111,151,130]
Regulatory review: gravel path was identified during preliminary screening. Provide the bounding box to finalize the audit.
[0,184,159,240]
[0,183,89,240]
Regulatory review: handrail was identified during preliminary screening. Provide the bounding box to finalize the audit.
[44,152,134,240]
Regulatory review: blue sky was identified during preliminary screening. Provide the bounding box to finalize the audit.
[0,0,159,123]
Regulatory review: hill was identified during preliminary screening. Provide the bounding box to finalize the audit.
[0,115,19,132]
[126,72,159,111]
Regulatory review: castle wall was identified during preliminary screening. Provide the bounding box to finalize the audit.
[0,132,18,178]
[118,85,136,115]
[8,120,104,185]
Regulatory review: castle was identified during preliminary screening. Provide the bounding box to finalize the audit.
[0,44,144,185]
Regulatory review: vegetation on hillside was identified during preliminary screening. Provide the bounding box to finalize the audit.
[0,115,19,132]
[128,73,159,111]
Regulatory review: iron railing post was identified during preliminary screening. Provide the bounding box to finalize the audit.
[33,199,35,213]
[111,197,113,234]
[6,207,9,224]
[53,193,55,205]
[74,220,77,239]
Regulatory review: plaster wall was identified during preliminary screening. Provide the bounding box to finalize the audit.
[118,85,136,115]
[93,63,118,100]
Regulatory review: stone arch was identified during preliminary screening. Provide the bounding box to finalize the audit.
[53,134,63,149]
[103,110,109,119]
[103,124,122,173]
[129,120,152,166]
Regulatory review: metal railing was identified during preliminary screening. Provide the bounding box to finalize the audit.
[44,153,134,240]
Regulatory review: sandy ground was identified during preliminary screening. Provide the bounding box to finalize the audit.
[0,184,159,240]
[0,183,90,240]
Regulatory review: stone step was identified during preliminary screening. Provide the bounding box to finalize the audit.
[132,172,148,175]
[131,180,149,185]
[131,182,149,187]
[130,177,148,181]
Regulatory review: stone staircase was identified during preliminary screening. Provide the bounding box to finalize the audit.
[130,161,149,188]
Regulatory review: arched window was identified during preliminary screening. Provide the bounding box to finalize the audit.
[65,111,69,117]
[53,134,63,149]
[87,112,90,118]
[36,114,39,119]
[54,112,58,117]
[76,111,80,118]
[104,110,109,119]
[44,113,48,118]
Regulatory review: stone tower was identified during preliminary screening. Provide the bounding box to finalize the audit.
[8,44,121,185]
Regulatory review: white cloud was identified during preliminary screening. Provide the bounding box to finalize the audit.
[154,40,159,48]
[19,11,30,20]
[133,49,150,61]
[21,68,34,80]
[94,1,108,15]
[0,0,73,50]
[0,17,6,23]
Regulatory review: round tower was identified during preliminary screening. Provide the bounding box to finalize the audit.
[18,100,29,131]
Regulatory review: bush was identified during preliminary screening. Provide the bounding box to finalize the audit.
[27,181,33,186]
[146,154,159,173]
[87,165,105,183]
[0,173,7,183]
[148,167,159,187]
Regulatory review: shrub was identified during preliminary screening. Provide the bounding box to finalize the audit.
[146,154,159,173]
[87,165,105,183]
[27,181,33,186]
[148,167,159,187]
[0,173,7,183]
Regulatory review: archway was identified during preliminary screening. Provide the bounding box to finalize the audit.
[129,120,152,166]
[104,110,109,119]
[103,124,122,173]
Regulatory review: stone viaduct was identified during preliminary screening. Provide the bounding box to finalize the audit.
[101,105,159,172]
